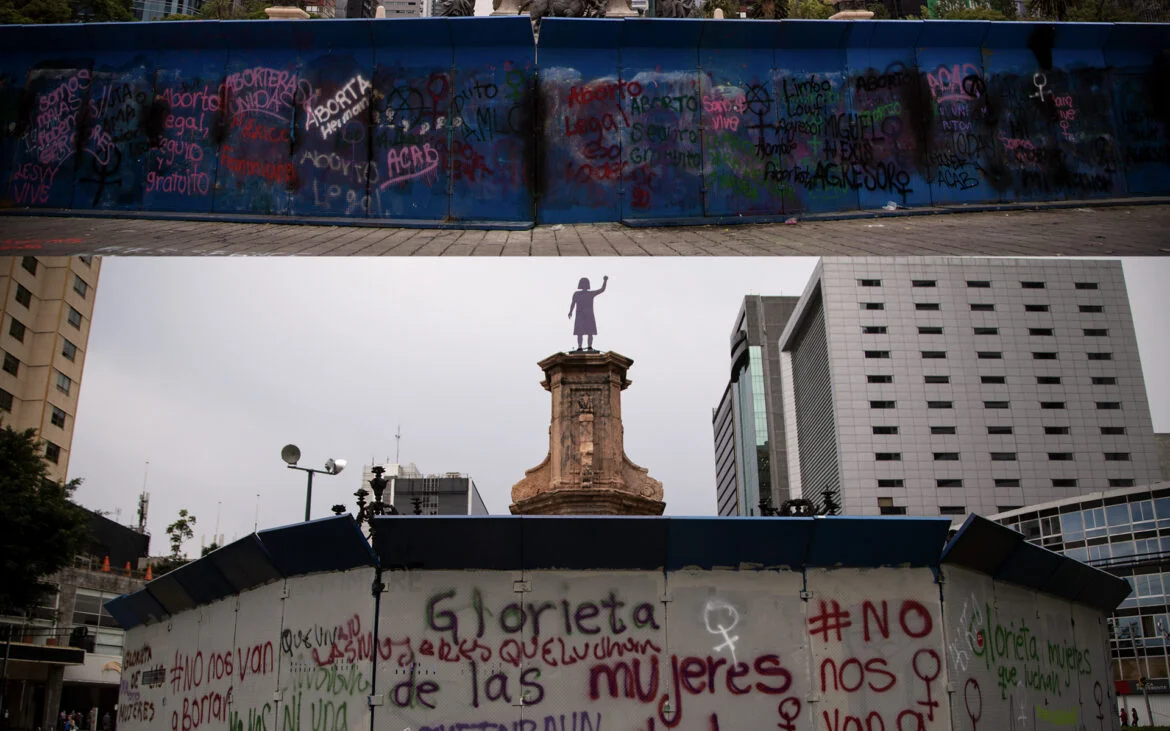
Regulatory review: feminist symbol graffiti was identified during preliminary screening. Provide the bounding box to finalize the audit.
[1031,73,1050,103]
[912,648,942,722]
[703,599,741,665]
[964,678,982,730]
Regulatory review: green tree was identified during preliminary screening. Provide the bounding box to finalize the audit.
[0,426,89,615]
[200,542,220,557]
[788,0,833,18]
[166,509,196,559]
[706,0,743,17]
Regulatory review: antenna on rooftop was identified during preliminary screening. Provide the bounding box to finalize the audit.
[395,425,402,464]
[136,461,150,534]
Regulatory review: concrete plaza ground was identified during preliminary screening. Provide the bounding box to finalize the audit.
[1,201,1167,257]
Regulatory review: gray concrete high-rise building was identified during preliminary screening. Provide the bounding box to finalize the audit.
[777,257,1161,518]
[712,295,799,516]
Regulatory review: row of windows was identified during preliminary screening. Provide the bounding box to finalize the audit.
[874,451,1131,462]
[870,399,1123,410]
[870,424,1128,436]
[0,337,82,376]
[868,374,1118,386]
[858,278,1100,290]
[861,302,1105,314]
[864,350,1115,360]
[877,478,1136,489]
[18,257,91,298]
[0,388,69,429]
[863,325,1110,337]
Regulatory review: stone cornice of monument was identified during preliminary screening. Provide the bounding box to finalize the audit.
[510,350,665,516]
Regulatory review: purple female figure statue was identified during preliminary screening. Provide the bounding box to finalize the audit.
[568,275,607,351]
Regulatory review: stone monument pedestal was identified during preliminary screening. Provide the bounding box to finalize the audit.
[510,351,665,516]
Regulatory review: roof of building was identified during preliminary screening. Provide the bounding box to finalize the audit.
[106,513,1128,630]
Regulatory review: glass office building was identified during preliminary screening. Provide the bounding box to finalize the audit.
[992,482,1170,685]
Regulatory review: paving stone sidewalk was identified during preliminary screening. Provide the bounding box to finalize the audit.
[2,204,1168,257]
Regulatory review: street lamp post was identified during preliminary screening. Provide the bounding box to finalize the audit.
[281,444,346,522]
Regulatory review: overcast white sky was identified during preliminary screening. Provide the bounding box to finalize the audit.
[66,257,1170,556]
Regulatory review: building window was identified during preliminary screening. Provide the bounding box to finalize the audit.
[984,401,1010,409]
[922,351,946,359]
[1087,352,1113,361]
[990,452,1017,461]
[937,479,963,488]
[44,441,60,463]
[939,506,966,516]
[1101,426,1126,435]
[1104,453,1131,461]
[934,452,960,461]
[995,479,1021,488]
[2,353,18,376]
[1109,479,1135,487]
[878,498,906,516]
[67,307,82,328]
[862,302,885,310]
[1084,328,1108,337]
[1048,453,1075,461]
[973,327,998,335]
[862,326,888,334]
[1025,304,1050,312]
[927,401,953,409]
[967,280,991,288]
[1097,401,1122,410]
[1040,401,1065,409]
[62,340,77,361]
[987,426,1013,435]
[977,351,1002,359]
[1080,305,1103,313]
[924,375,950,384]
[970,303,994,312]
[73,275,88,299]
[858,279,882,287]
[912,280,937,288]
[50,406,66,428]
[1052,478,1078,488]
[877,479,904,488]
[1029,328,1054,336]
[56,371,71,395]
[870,400,896,409]
[20,257,37,275]
[1091,376,1116,385]
[1037,376,1061,385]
[872,426,899,435]
[1033,352,1058,360]
[915,303,941,311]
[72,588,125,655]
[0,388,12,412]
[931,426,956,434]
[876,452,902,461]
[14,284,31,308]
[1075,282,1099,290]
[1045,426,1071,435]
[8,318,25,343]
[867,374,893,383]
[919,326,943,335]
[79,255,93,266]
[865,350,891,359]
[981,375,1006,384]
[1021,281,1046,289]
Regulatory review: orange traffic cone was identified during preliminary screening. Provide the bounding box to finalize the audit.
[101,556,110,572]
[145,566,152,581]
[125,562,131,576]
